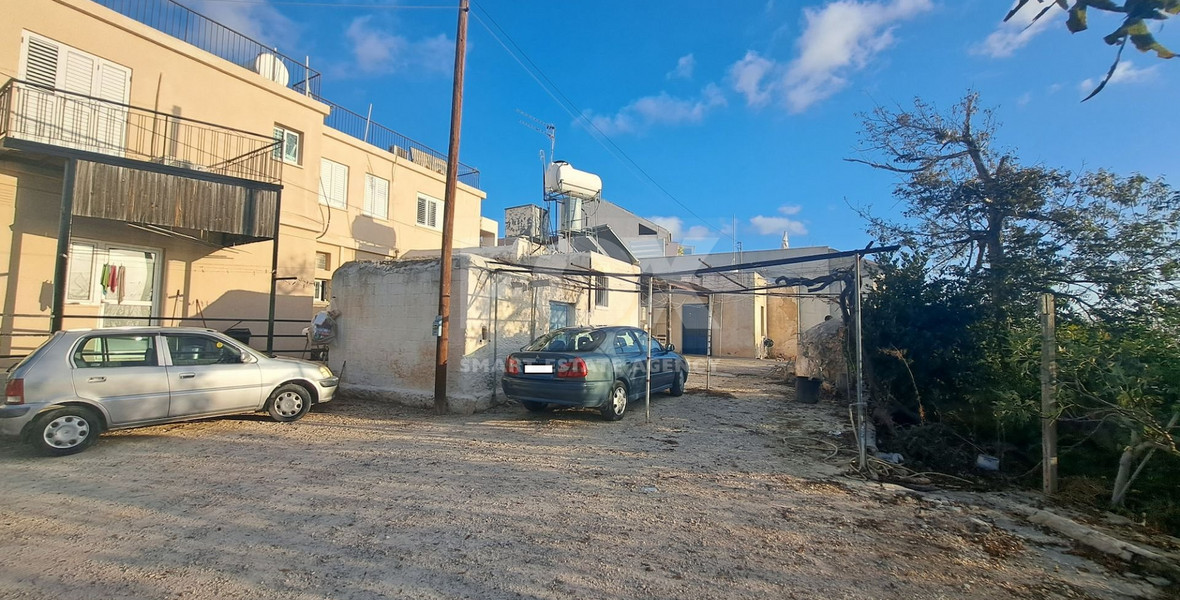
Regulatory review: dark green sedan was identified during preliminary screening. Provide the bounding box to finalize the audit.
[501,326,689,420]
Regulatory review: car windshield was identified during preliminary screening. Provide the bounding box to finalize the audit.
[523,329,607,353]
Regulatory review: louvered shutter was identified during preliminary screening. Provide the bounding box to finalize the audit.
[319,159,348,208]
[364,174,388,219]
[427,199,438,228]
[18,34,60,142]
[417,197,428,225]
[94,62,130,153]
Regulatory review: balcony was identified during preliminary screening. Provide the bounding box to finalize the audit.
[0,79,281,185]
[1,79,281,243]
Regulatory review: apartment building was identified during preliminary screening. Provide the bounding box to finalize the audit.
[0,0,491,360]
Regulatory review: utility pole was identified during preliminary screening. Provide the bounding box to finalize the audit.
[433,0,469,414]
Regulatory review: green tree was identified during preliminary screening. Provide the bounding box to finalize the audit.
[1005,1,1179,99]
[850,91,1180,515]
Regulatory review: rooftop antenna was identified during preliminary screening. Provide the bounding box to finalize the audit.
[517,109,556,164]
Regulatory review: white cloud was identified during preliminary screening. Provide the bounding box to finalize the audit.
[345,16,454,75]
[726,0,932,114]
[583,84,726,136]
[783,0,933,113]
[667,54,696,80]
[972,2,1059,58]
[1079,60,1161,94]
[750,205,807,236]
[728,51,775,107]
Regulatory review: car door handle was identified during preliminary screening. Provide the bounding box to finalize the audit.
[87,376,106,383]
[178,372,196,379]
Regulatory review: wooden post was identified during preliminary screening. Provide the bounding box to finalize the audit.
[433,0,469,414]
[1041,293,1058,496]
[50,159,77,333]
[645,276,653,423]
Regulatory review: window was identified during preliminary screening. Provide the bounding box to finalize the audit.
[363,174,389,219]
[273,125,301,165]
[66,241,159,307]
[319,158,348,209]
[593,275,609,308]
[73,335,157,368]
[416,194,441,229]
[18,32,131,153]
[165,334,243,367]
[614,330,641,354]
[314,279,330,303]
[638,223,658,236]
[315,251,331,271]
[67,242,96,302]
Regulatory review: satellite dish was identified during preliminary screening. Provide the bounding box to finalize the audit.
[253,52,290,86]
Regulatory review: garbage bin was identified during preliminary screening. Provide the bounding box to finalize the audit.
[224,327,252,345]
[795,376,822,404]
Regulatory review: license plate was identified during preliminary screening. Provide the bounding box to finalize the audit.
[524,364,553,374]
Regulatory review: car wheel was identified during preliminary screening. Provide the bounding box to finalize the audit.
[521,401,549,412]
[600,381,628,421]
[669,370,686,396]
[266,384,312,422]
[30,406,101,456]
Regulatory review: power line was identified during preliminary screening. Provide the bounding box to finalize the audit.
[468,2,736,246]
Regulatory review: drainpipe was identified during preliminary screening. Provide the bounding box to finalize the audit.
[50,159,78,332]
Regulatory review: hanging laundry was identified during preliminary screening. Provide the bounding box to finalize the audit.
[116,265,126,303]
[108,264,119,294]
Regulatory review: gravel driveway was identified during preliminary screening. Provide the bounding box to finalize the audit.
[0,359,1165,599]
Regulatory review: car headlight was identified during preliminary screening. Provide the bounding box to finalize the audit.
[318,365,333,378]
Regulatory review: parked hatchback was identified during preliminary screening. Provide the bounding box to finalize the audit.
[501,326,688,420]
[1,327,338,456]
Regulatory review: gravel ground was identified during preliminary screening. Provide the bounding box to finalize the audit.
[0,359,1170,599]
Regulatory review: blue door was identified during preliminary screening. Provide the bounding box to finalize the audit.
[549,301,573,331]
[681,304,709,355]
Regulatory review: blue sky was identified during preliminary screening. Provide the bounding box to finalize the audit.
[191,0,1178,254]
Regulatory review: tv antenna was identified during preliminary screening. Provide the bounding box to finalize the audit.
[517,109,555,164]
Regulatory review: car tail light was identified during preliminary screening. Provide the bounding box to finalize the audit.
[557,357,588,378]
[505,357,521,375]
[5,378,24,405]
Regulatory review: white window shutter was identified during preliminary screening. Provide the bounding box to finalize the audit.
[428,199,438,228]
[23,35,59,88]
[60,48,95,94]
[417,197,427,225]
[318,158,331,206]
[333,162,348,208]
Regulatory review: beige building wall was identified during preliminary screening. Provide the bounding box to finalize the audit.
[0,0,486,357]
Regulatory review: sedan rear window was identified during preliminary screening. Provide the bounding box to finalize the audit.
[524,329,606,353]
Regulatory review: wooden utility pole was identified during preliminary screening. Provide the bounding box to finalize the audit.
[433,0,469,414]
[1041,293,1058,495]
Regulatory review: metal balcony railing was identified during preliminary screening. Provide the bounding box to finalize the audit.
[0,79,282,184]
[314,95,482,189]
[94,0,321,97]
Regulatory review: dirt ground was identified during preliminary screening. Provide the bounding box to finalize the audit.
[0,358,1175,600]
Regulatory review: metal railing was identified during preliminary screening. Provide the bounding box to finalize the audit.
[0,79,282,183]
[314,94,482,189]
[94,0,321,96]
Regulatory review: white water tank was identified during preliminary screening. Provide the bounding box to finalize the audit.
[544,161,602,200]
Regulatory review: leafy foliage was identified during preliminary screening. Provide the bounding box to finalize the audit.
[851,92,1180,524]
[1004,1,1179,99]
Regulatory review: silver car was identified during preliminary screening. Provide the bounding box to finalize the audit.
[1,327,338,456]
